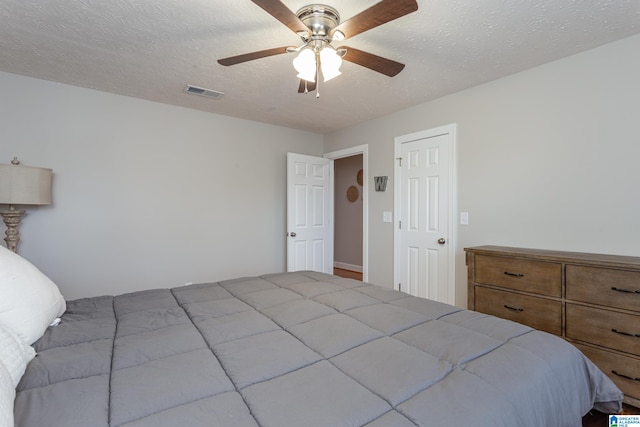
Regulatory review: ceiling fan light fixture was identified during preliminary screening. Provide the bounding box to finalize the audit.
[320,46,342,82]
[293,48,317,82]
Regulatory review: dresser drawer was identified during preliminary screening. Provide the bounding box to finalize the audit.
[566,303,640,356]
[474,286,562,335]
[575,343,640,401]
[474,255,562,297]
[566,264,640,312]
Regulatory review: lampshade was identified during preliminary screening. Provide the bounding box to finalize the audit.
[293,48,317,82]
[320,47,342,82]
[0,163,53,206]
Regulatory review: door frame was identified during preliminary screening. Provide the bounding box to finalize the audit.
[393,124,457,300]
[324,144,369,282]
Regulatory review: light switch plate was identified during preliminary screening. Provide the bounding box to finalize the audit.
[460,212,469,225]
[383,211,393,223]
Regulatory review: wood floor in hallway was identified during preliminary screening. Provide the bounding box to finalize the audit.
[333,268,362,281]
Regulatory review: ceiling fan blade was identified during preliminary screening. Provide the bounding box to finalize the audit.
[339,46,405,77]
[218,46,291,66]
[251,0,308,34]
[332,0,418,40]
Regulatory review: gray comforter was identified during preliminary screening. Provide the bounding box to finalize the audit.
[15,271,622,426]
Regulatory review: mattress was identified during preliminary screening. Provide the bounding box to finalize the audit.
[15,271,622,426]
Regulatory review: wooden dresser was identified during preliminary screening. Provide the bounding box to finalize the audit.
[465,245,640,407]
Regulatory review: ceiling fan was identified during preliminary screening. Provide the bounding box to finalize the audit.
[218,0,419,96]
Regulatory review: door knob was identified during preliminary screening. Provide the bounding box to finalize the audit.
[437,238,446,245]
[289,232,297,237]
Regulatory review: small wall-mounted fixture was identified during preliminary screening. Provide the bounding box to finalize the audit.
[374,176,388,192]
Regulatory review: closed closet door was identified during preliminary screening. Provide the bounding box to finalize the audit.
[395,125,456,305]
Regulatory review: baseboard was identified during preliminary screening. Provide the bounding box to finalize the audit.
[333,262,363,273]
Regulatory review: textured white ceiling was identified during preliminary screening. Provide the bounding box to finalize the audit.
[1,0,640,133]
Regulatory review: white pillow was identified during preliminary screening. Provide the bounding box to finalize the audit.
[0,322,36,386]
[0,360,15,427]
[0,245,66,344]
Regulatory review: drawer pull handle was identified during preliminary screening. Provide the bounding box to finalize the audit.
[504,272,524,278]
[611,328,640,338]
[611,286,640,294]
[611,370,640,382]
[504,304,524,312]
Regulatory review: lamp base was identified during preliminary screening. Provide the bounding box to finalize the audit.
[1,208,25,253]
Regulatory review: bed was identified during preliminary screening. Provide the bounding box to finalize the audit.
[0,248,623,427]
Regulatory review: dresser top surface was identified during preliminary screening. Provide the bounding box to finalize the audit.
[464,245,640,269]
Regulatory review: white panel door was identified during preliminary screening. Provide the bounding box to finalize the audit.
[395,125,455,305]
[286,153,333,273]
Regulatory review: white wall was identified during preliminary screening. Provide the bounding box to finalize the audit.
[324,33,640,308]
[0,71,323,299]
[4,33,639,304]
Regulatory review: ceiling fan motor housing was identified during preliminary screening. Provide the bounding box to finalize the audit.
[296,4,340,39]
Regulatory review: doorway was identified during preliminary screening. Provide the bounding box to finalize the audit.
[325,145,369,282]
[333,154,363,280]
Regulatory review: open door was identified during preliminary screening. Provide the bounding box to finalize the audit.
[286,153,333,273]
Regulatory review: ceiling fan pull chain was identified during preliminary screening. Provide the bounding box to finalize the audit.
[315,49,321,98]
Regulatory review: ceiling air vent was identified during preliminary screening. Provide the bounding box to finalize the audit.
[184,85,224,100]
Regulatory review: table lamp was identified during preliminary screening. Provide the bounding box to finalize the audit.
[0,157,53,253]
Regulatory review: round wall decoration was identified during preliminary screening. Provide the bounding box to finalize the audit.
[346,185,359,202]
[357,169,363,186]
